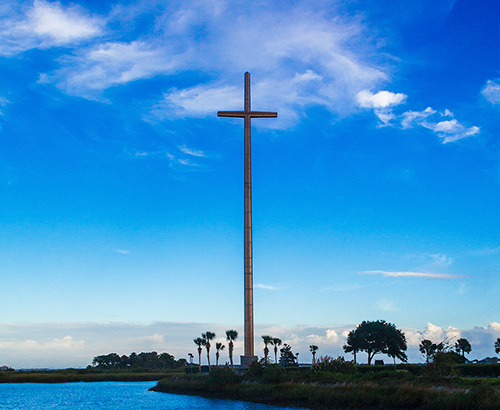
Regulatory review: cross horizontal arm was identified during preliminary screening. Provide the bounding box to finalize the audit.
[218,111,245,118]
[249,111,277,118]
[218,111,278,118]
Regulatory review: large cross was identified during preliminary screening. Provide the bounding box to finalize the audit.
[218,72,277,366]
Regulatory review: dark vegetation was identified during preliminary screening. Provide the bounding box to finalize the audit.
[153,360,500,409]
[0,367,183,384]
[151,321,500,409]
[0,351,185,384]
[91,351,186,370]
[343,320,408,365]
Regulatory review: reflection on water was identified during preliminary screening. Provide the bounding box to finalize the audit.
[0,381,307,410]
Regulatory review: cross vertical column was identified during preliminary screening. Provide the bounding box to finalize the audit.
[218,72,277,367]
[243,72,253,358]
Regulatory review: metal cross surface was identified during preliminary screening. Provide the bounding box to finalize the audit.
[218,72,277,366]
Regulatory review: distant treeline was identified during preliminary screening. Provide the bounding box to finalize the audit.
[91,352,186,370]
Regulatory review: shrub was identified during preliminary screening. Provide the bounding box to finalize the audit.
[314,356,357,375]
[262,364,286,384]
[207,367,240,388]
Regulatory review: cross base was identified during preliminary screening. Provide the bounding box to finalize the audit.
[240,355,258,369]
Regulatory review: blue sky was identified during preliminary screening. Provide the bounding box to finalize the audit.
[0,0,499,368]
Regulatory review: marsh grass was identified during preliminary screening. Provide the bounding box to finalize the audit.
[0,368,183,384]
[153,367,500,409]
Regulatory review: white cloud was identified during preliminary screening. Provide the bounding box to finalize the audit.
[50,40,183,99]
[26,0,103,45]
[0,335,85,353]
[34,1,387,120]
[482,79,500,104]
[0,0,103,56]
[0,321,498,368]
[400,106,479,144]
[422,120,480,144]
[155,84,241,119]
[356,90,407,109]
[360,270,465,279]
[166,152,200,168]
[113,249,129,254]
[401,107,436,129]
[0,96,9,117]
[377,300,398,312]
[356,89,407,125]
[255,283,278,290]
[178,145,205,157]
[426,253,453,268]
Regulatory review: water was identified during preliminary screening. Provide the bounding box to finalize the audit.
[0,381,306,409]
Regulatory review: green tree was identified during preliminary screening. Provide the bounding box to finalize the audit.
[270,337,282,364]
[158,352,176,369]
[279,343,297,367]
[261,335,272,362]
[344,320,407,365]
[193,337,204,372]
[455,338,472,357]
[202,331,216,371]
[309,345,318,365]
[215,342,225,366]
[419,339,437,364]
[343,329,362,363]
[385,327,408,364]
[225,329,238,369]
[92,353,121,369]
[495,338,500,354]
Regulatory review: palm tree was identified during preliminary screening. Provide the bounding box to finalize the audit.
[271,337,282,364]
[309,345,318,365]
[262,335,272,362]
[202,331,216,370]
[215,342,225,366]
[419,339,436,364]
[495,338,500,354]
[225,329,238,369]
[455,338,472,357]
[193,337,204,373]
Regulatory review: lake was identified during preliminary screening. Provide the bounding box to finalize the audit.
[0,381,307,409]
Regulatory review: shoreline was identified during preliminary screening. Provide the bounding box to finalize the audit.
[0,369,181,384]
[151,373,500,410]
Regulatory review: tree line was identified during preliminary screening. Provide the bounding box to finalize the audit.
[91,351,186,370]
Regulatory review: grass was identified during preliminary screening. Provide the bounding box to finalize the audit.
[152,367,500,409]
[0,368,184,384]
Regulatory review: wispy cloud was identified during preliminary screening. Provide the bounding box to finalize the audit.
[359,270,466,279]
[113,249,129,254]
[421,119,480,144]
[400,106,479,143]
[166,152,200,169]
[178,145,205,157]
[27,0,103,45]
[48,40,183,100]
[482,79,500,104]
[255,283,278,291]
[360,98,480,143]
[25,1,387,121]
[0,96,9,117]
[484,246,500,255]
[377,300,398,312]
[0,0,103,56]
